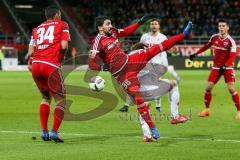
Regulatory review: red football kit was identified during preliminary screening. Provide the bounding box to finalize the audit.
[89,22,186,127]
[31,19,70,95]
[30,19,70,133]
[196,34,237,83]
[195,34,240,111]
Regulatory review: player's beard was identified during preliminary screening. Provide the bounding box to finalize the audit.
[151,29,159,34]
[106,31,112,37]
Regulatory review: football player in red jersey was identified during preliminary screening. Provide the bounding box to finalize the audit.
[189,19,240,120]
[26,5,71,142]
[88,16,192,140]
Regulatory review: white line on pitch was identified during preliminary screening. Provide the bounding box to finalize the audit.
[0,130,240,143]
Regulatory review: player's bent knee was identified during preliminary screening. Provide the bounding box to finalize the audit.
[56,99,66,108]
[205,83,214,92]
[169,80,177,88]
[227,83,236,94]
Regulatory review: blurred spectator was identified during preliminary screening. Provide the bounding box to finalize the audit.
[0,48,4,70]
[64,0,240,36]
[14,32,21,44]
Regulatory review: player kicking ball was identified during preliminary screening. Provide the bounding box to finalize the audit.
[120,18,180,113]
[88,15,192,141]
[26,6,70,142]
[189,19,240,120]
[120,42,189,125]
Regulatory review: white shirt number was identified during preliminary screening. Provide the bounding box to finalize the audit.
[36,26,55,45]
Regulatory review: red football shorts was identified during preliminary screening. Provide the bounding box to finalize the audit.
[31,62,65,96]
[208,68,235,83]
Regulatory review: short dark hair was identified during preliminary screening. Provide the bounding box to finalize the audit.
[95,16,110,31]
[45,5,60,20]
[131,42,148,50]
[150,18,160,25]
[218,19,228,25]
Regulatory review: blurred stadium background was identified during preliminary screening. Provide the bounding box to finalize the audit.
[2,1,240,159]
[1,0,240,71]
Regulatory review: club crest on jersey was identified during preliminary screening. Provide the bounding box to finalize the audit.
[223,42,228,47]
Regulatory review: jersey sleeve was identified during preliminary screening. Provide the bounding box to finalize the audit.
[225,38,237,66]
[230,38,237,53]
[117,22,140,37]
[61,21,71,42]
[89,37,103,71]
[195,36,213,56]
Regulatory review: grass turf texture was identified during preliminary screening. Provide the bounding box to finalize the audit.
[0,70,240,160]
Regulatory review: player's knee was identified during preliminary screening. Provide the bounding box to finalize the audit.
[169,80,177,88]
[56,99,66,108]
[227,85,236,94]
[41,98,51,104]
[205,84,214,93]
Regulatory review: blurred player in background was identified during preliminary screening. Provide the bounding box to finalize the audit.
[120,18,180,113]
[189,19,240,120]
[25,5,71,142]
[88,15,192,140]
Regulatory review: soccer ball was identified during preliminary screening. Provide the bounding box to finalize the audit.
[89,76,105,91]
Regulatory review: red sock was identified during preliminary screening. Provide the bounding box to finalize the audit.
[40,102,50,131]
[128,85,155,128]
[148,33,185,57]
[52,106,65,132]
[232,92,240,111]
[204,92,212,109]
[137,103,155,128]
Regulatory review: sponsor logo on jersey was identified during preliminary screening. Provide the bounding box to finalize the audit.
[223,42,229,47]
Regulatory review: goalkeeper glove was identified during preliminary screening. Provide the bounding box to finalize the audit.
[138,14,155,25]
[189,54,196,61]
[219,65,226,76]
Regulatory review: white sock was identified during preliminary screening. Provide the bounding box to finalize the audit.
[155,98,161,108]
[139,114,152,138]
[125,94,132,106]
[167,66,179,79]
[169,86,180,119]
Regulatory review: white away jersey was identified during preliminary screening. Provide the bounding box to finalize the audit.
[140,32,168,66]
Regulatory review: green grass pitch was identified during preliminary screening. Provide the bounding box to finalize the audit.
[0,70,240,160]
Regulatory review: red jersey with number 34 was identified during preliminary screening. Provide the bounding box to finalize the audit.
[31,19,70,67]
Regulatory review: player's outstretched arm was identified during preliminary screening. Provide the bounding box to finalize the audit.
[118,15,156,37]
[189,42,212,61]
